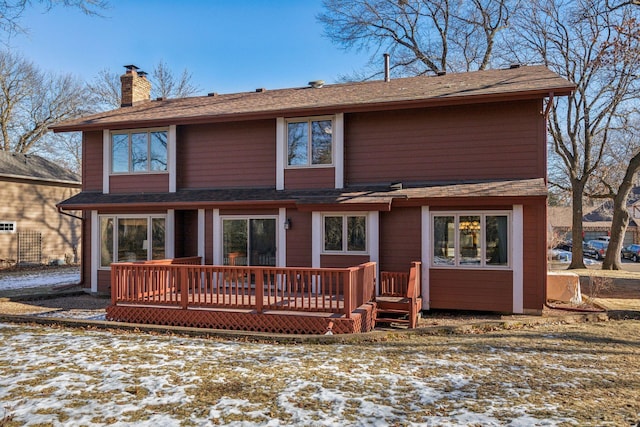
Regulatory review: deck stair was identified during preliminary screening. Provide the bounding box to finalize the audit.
[376,262,422,328]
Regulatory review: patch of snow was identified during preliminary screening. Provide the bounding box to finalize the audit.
[0,269,80,290]
[0,323,583,426]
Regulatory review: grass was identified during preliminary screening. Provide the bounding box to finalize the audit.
[0,320,639,426]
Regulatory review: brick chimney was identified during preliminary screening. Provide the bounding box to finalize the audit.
[120,65,151,107]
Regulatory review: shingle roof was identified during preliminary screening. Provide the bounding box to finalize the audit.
[0,151,80,185]
[57,178,546,210]
[51,65,574,132]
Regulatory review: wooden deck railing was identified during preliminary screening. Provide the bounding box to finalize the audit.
[380,270,410,296]
[111,260,377,317]
[379,262,421,299]
[378,262,422,328]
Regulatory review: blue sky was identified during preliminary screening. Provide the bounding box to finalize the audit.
[9,0,371,95]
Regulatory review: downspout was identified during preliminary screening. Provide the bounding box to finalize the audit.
[57,205,85,288]
[57,205,83,221]
[542,91,554,308]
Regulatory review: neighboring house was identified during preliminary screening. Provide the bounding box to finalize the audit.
[53,64,573,315]
[550,187,640,247]
[0,152,81,266]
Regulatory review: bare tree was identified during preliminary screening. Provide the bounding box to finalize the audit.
[509,0,640,269]
[0,0,107,38]
[39,132,82,173]
[88,61,201,111]
[607,0,640,11]
[152,60,199,100]
[589,116,640,269]
[318,0,516,79]
[86,68,121,111]
[0,50,89,154]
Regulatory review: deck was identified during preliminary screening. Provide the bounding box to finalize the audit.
[107,258,379,334]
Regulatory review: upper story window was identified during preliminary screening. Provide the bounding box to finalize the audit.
[287,118,333,167]
[323,214,367,254]
[432,212,509,268]
[111,129,168,173]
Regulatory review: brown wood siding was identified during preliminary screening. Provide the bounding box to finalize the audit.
[83,131,103,191]
[379,207,422,273]
[0,179,81,264]
[183,210,199,258]
[285,167,335,190]
[285,209,312,267]
[97,270,111,295]
[346,100,543,184]
[177,120,276,189]
[321,254,370,268]
[109,173,168,194]
[523,201,547,310]
[429,269,513,312]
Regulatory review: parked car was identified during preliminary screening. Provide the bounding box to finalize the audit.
[549,243,600,265]
[586,240,608,260]
[582,242,599,259]
[621,244,640,262]
[554,240,572,251]
[596,236,610,242]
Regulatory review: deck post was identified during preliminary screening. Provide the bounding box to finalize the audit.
[344,269,353,318]
[180,267,188,309]
[111,265,117,305]
[256,270,264,314]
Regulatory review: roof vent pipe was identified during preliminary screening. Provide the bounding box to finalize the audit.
[384,53,390,82]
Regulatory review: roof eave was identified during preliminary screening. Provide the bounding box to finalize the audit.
[0,172,81,186]
[51,85,575,133]
[57,199,298,211]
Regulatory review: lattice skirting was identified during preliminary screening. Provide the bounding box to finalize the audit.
[106,303,376,335]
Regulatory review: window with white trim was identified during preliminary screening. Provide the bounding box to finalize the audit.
[323,214,367,254]
[287,117,333,167]
[0,221,16,233]
[100,215,166,268]
[432,213,509,268]
[111,129,168,173]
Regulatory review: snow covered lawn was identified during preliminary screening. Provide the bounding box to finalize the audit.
[0,267,80,291]
[0,320,638,426]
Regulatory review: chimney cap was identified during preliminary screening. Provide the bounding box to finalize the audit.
[256,88,266,93]
[123,64,140,71]
[309,80,325,89]
[436,70,447,76]
[509,63,521,69]
[138,71,148,77]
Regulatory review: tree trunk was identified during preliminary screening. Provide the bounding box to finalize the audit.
[569,179,586,269]
[602,199,628,270]
[602,151,640,269]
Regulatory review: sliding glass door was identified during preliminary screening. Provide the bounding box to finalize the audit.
[222,218,276,266]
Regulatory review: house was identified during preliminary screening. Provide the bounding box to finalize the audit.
[549,191,640,248]
[52,64,574,332]
[0,151,81,266]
